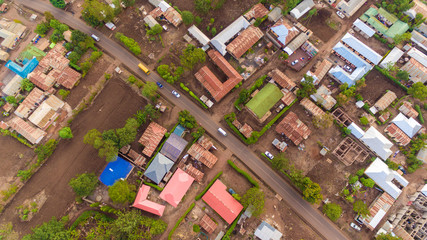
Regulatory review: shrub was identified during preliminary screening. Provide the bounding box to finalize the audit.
[128,75,137,84]
[342,188,350,196]
[69,173,98,197]
[348,175,358,185]
[58,89,70,100]
[415,105,424,124]
[59,127,73,139]
[192,224,200,232]
[359,116,369,125]
[360,177,375,188]
[181,11,194,25]
[115,32,141,55]
[108,179,136,204]
[356,168,365,177]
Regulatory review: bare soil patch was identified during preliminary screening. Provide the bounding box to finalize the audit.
[302,8,336,42]
[360,69,407,104]
[0,78,146,236]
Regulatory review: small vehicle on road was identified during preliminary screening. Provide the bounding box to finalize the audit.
[350,223,361,231]
[91,34,100,42]
[156,82,163,88]
[138,63,151,75]
[291,60,299,66]
[265,151,274,160]
[336,11,345,19]
[218,128,227,136]
[172,90,180,98]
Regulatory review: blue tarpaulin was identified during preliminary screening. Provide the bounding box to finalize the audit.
[99,156,134,186]
[5,57,39,78]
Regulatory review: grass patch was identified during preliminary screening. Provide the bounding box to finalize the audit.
[168,203,195,240]
[326,19,338,30]
[195,171,223,200]
[246,83,283,118]
[227,160,259,188]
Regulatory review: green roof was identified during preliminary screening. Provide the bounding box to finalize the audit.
[364,7,378,17]
[385,21,409,38]
[378,8,398,23]
[18,44,47,62]
[367,17,388,35]
[246,83,283,119]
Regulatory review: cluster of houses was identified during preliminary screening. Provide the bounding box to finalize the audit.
[1,36,83,144]
[0,18,27,62]
[143,0,183,30]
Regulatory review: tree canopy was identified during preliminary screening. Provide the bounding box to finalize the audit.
[271,153,289,170]
[108,179,136,204]
[376,233,402,240]
[50,0,66,8]
[297,75,316,98]
[81,0,114,26]
[59,127,73,139]
[322,203,342,222]
[194,0,211,14]
[178,110,198,129]
[110,210,167,239]
[20,78,34,92]
[69,173,98,197]
[241,187,265,217]
[408,82,427,100]
[180,44,206,70]
[22,216,73,240]
[141,82,158,100]
[353,200,370,217]
[182,11,194,25]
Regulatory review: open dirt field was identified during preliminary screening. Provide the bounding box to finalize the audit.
[301,8,337,42]
[0,137,35,192]
[0,78,146,236]
[361,69,407,104]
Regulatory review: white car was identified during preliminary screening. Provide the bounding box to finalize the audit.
[336,11,345,19]
[172,90,180,98]
[350,222,361,231]
[291,60,299,66]
[265,151,274,160]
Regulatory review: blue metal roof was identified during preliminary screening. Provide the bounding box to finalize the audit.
[5,58,39,79]
[341,33,382,64]
[271,25,289,45]
[99,156,134,186]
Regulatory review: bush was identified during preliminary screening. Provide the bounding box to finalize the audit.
[360,177,375,188]
[143,181,163,191]
[356,168,365,177]
[192,224,200,232]
[415,105,424,124]
[58,89,70,100]
[108,180,136,204]
[115,32,141,55]
[227,160,259,188]
[182,11,194,25]
[59,127,73,139]
[323,203,342,222]
[348,175,358,185]
[195,171,222,200]
[359,116,369,125]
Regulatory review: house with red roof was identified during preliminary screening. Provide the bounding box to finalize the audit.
[132,185,165,216]
[202,180,243,224]
[159,168,194,207]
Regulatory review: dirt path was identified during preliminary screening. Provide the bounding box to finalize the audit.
[0,79,146,236]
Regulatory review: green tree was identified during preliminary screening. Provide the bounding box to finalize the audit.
[147,24,163,36]
[84,129,103,146]
[110,210,167,239]
[180,44,206,70]
[178,110,198,129]
[35,139,58,161]
[296,75,316,98]
[191,127,205,139]
[396,70,409,81]
[22,216,73,240]
[59,127,73,139]
[271,153,289,170]
[302,178,323,204]
[35,22,50,37]
[408,82,427,100]
[414,13,426,27]
[81,0,114,25]
[20,78,34,92]
[356,168,365,177]
[69,173,98,197]
[241,187,265,217]
[98,139,118,162]
[71,30,88,43]
[50,29,64,43]
[121,0,135,7]
[353,200,370,217]
[195,16,202,25]
[359,116,369,125]
[115,32,142,55]
[67,51,81,64]
[50,0,66,8]
[115,118,139,148]
[141,81,158,100]
[108,179,136,204]
[322,203,342,222]
[182,11,194,25]
[376,233,402,240]
[393,32,412,44]
[44,11,55,22]
[348,175,359,185]
[237,89,250,104]
[194,0,211,14]
[5,96,17,106]
[360,177,375,188]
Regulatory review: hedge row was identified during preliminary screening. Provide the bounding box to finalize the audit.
[227,160,259,188]
[70,210,112,230]
[222,210,244,240]
[415,105,424,124]
[144,181,164,191]
[0,129,32,148]
[180,83,208,109]
[168,202,195,240]
[195,171,223,200]
[375,66,408,92]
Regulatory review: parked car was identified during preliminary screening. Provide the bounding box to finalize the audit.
[291,60,299,66]
[336,11,345,19]
[171,90,180,98]
[350,223,361,231]
[91,34,100,41]
[265,151,274,160]
[398,165,407,174]
[156,82,163,88]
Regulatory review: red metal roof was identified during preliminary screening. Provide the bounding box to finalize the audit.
[199,214,218,234]
[385,123,411,146]
[159,168,194,207]
[243,3,269,20]
[275,111,311,145]
[268,68,296,90]
[187,143,218,168]
[132,185,165,216]
[202,180,243,224]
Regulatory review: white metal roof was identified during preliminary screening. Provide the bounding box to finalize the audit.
[407,47,427,67]
[210,16,250,55]
[353,19,376,37]
[2,74,22,96]
[290,0,315,19]
[379,47,404,69]
[188,25,210,46]
[392,113,422,138]
[365,158,409,199]
[360,127,393,160]
[348,122,365,139]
